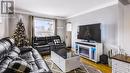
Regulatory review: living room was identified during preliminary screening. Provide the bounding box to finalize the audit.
[0,0,130,73]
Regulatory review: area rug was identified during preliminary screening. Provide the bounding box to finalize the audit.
[43,56,102,73]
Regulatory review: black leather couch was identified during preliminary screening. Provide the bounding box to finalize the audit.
[32,36,61,54]
[49,38,66,51]
[0,37,51,73]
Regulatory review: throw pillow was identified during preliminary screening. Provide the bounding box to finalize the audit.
[54,39,61,44]
[8,57,31,73]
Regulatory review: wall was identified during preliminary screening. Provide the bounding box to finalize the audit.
[117,2,125,52]
[68,5,118,54]
[117,2,130,56]
[56,19,66,41]
[8,13,29,37]
[0,15,9,39]
[123,4,130,55]
[8,13,66,42]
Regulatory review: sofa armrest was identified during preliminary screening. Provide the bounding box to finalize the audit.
[19,47,32,54]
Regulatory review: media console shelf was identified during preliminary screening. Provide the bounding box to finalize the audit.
[75,41,103,62]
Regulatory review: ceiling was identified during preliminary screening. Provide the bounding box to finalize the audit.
[15,0,118,19]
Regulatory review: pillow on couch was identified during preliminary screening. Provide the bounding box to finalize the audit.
[53,39,61,44]
[8,57,31,73]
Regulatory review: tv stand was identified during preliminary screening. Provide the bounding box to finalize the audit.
[75,41,103,62]
[82,40,97,43]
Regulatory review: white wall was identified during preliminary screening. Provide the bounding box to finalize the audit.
[8,13,67,42]
[123,4,130,55]
[8,13,29,37]
[117,2,125,52]
[0,15,9,39]
[57,19,66,41]
[0,16,5,38]
[68,5,118,54]
[116,2,130,56]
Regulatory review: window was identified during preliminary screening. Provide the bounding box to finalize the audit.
[34,17,55,37]
[66,22,72,31]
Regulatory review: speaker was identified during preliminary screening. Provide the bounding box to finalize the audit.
[100,54,108,64]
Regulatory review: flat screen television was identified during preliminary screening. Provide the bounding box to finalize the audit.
[77,23,101,43]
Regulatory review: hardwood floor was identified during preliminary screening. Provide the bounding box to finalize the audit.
[80,57,112,73]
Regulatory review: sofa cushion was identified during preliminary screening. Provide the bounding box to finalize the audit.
[1,40,12,51]
[1,37,15,47]
[32,49,43,60]
[0,67,6,73]
[7,47,20,59]
[0,57,13,69]
[8,51,19,59]
[29,61,39,71]
[35,59,49,72]
[8,57,31,73]
[20,52,35,63]
[0,43,6,60]
[0,38,15,61]
[12,47,20,54]
[29,69,46,73]
[7,38,15,46]
[37,41,47,45]
[20,47,32,54]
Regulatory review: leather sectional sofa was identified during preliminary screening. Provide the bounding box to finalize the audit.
[32,36,61,54]
[0,37,51,73]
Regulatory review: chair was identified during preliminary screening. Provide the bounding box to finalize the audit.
[49,36,66,51]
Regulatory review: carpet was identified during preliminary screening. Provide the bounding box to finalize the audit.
[43,56,102,73]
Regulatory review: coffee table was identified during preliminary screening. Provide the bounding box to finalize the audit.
[51,49,80,72]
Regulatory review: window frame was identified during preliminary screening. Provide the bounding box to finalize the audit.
[33,16,56,37]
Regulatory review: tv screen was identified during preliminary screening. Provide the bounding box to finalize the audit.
[78,23,101,43]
